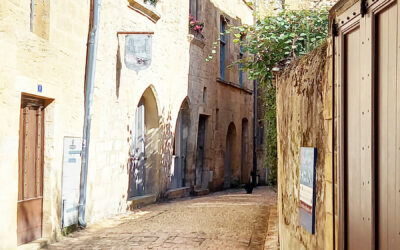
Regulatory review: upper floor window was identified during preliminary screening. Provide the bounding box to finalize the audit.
[220,18,227,80]
[190,0,199,20]
[239,37,244,87]
[30,0,50,40]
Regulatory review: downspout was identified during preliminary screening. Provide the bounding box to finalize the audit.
[78,0,101,228]
[252,0,258,187]
[331,19,338,250]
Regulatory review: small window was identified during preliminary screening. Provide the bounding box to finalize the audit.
[30,0,50,40]
[239,36,244,87]
[258,123,264,146]
[220,18,227,80]
[203,87,207,103]
[190,0,199,20]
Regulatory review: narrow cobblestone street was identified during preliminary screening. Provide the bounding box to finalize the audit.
[45,187,278,250]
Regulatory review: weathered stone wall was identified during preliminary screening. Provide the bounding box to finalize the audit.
[0,0,254,248]
[186,0,254,190]
[0,0,90,248]
[276,41,334,250]
[84,0,191,223]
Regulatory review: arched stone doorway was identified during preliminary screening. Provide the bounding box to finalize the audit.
[241,118,249,184]
[170,99,190,189]
[224,122,236,189]
[129,87,160,198]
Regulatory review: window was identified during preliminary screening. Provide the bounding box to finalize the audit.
[220,18,227,80]
[203,87,207,103]
[239,37,244,87]
[190,0,199,19]
[257,123,264,146]
[30,0,50,39]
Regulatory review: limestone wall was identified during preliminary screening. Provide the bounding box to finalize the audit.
[84,0,191,223]
[276,41,334,250]
[0,0,90,248]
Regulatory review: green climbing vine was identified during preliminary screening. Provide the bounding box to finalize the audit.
[208,8,329,185]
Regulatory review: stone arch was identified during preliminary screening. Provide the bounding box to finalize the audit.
[224,122,238,188]
[128,86,161,198]
[169,98,191,189]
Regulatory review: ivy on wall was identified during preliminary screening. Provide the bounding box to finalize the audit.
[208,8,329,185]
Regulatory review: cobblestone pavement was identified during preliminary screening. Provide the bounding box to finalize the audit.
[45,187,278,250]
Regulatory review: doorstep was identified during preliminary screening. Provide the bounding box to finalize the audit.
[17,237,52,250]
[165,187,191,200]
[193,188,210,196]
[128,194,157,210]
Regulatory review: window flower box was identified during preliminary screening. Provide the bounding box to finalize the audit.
[189,14,204,40]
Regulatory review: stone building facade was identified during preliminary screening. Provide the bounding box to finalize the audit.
[0,0,254,248]
[185,0,255,191]
[0,0,90,248]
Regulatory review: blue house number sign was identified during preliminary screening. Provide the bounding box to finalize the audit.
[299,147,317,234]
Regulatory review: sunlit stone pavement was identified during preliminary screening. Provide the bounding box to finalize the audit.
[45,187,278,250]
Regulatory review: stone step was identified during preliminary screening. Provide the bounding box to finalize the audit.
[128,194,157,210]
[165,187,191,200]
[193,188,209,196]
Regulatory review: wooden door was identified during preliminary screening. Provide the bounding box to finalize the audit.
[195,115,206,186]
[375,3,400,249]
[224,123,235,189]
[335,0,399,249]
[344,26,368,250]
[129,103,146,198]
[224,134,232,189]
[241,119,249,183]
[18,96,45,245]
[171,113,183,189]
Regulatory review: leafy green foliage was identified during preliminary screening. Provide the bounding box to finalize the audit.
[209,8,329,185]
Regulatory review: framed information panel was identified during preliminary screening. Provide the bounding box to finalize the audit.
[299,147,317,234]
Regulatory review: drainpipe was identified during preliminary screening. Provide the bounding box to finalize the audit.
[78,0,101,228]
[252,0,258,187]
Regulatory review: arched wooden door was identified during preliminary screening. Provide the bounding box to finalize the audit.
[130,101,146,197]
[129,87,159,198]
[224,123,236,189]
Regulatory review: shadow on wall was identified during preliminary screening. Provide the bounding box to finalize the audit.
[121,85,182,202]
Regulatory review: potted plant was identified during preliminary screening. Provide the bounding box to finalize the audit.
[189,14,204,38]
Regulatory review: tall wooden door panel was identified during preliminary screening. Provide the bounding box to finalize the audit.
[344,27,367,250]
[18,97,44,245]
[376,3,400,249]
[195,115,206,186]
